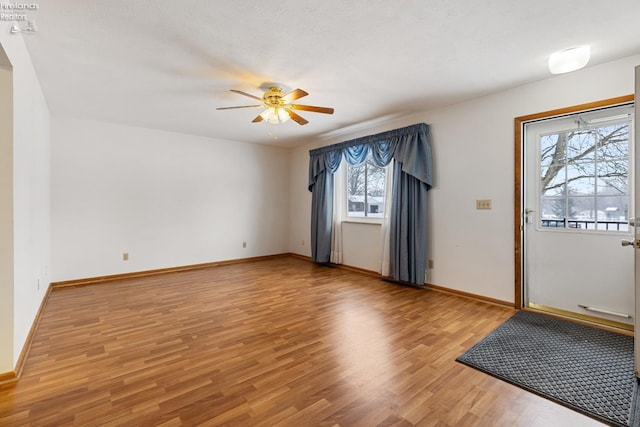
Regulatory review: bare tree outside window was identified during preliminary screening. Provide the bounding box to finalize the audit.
[540,120,630,231]
[347,157,386,217]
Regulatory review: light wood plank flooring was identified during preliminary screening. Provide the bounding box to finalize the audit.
[0,256,605,426]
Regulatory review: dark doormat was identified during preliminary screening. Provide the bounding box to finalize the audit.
[456,311,637,426]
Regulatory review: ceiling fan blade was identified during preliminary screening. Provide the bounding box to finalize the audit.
[230,89,263,101]
[216,105,263,110]
[287,110,309,125]
[282,88,309,103]
[291,104,334,114]
[252,114,264,123]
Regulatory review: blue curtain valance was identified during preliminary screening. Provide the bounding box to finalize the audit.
[308,123,432,191]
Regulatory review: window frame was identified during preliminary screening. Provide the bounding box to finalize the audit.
[344,154,388,223]
[535,109,633,235]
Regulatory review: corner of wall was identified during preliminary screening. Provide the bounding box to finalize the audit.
[0,41,15,373]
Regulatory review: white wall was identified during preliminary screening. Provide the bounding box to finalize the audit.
[0,33,51,371]
[342,222,382,272]
[0,47,14,373]
[51,117,290,282]
[289,54,640,303]
[12,46,50,365]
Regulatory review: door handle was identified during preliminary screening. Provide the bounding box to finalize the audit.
[621,239,640,248]
[525,209,535,224]
[630,218,638,227]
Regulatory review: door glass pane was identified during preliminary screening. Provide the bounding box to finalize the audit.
[542,167,566,197]
[538,116,630,232]
[540,134,565,166]
[566,130,596,160]
[567,196,594,229]
[596,195,629,231]
[597,161,628,194]
[596,124,629,160]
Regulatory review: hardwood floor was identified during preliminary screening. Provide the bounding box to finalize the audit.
[0,256,605,426]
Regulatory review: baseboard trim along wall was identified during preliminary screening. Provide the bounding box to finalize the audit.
[50,254,289,288]
[289,253,514,308]
[0,284,53,386]
[0,370,16,385]
[423,283,514,308]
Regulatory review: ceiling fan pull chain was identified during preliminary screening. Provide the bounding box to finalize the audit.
[268,125,279,140]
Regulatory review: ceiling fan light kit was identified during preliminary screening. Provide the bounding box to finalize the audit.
[217,86,334,126]
[260,106,291,124]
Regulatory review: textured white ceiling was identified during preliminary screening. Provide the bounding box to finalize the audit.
[20,0,640,147]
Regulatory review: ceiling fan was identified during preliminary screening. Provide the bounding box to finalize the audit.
[216,86,334,125]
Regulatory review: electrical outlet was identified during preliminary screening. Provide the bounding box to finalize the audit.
[123,252,129,261]
[476,199,492,210]
[301,240,305,246]
[428,259,434,269]
[242,242,247,248]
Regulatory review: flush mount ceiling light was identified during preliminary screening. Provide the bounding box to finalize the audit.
[548,46,591,74]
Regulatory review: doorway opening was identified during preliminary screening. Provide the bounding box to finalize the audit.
[515,96,635,330]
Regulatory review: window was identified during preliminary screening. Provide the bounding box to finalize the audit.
[347,155,386,218]
[539,115,631,231]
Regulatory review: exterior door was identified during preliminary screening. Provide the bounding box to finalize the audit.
[524,103,635,327]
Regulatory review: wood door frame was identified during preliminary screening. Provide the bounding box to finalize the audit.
[513,94,634,309]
